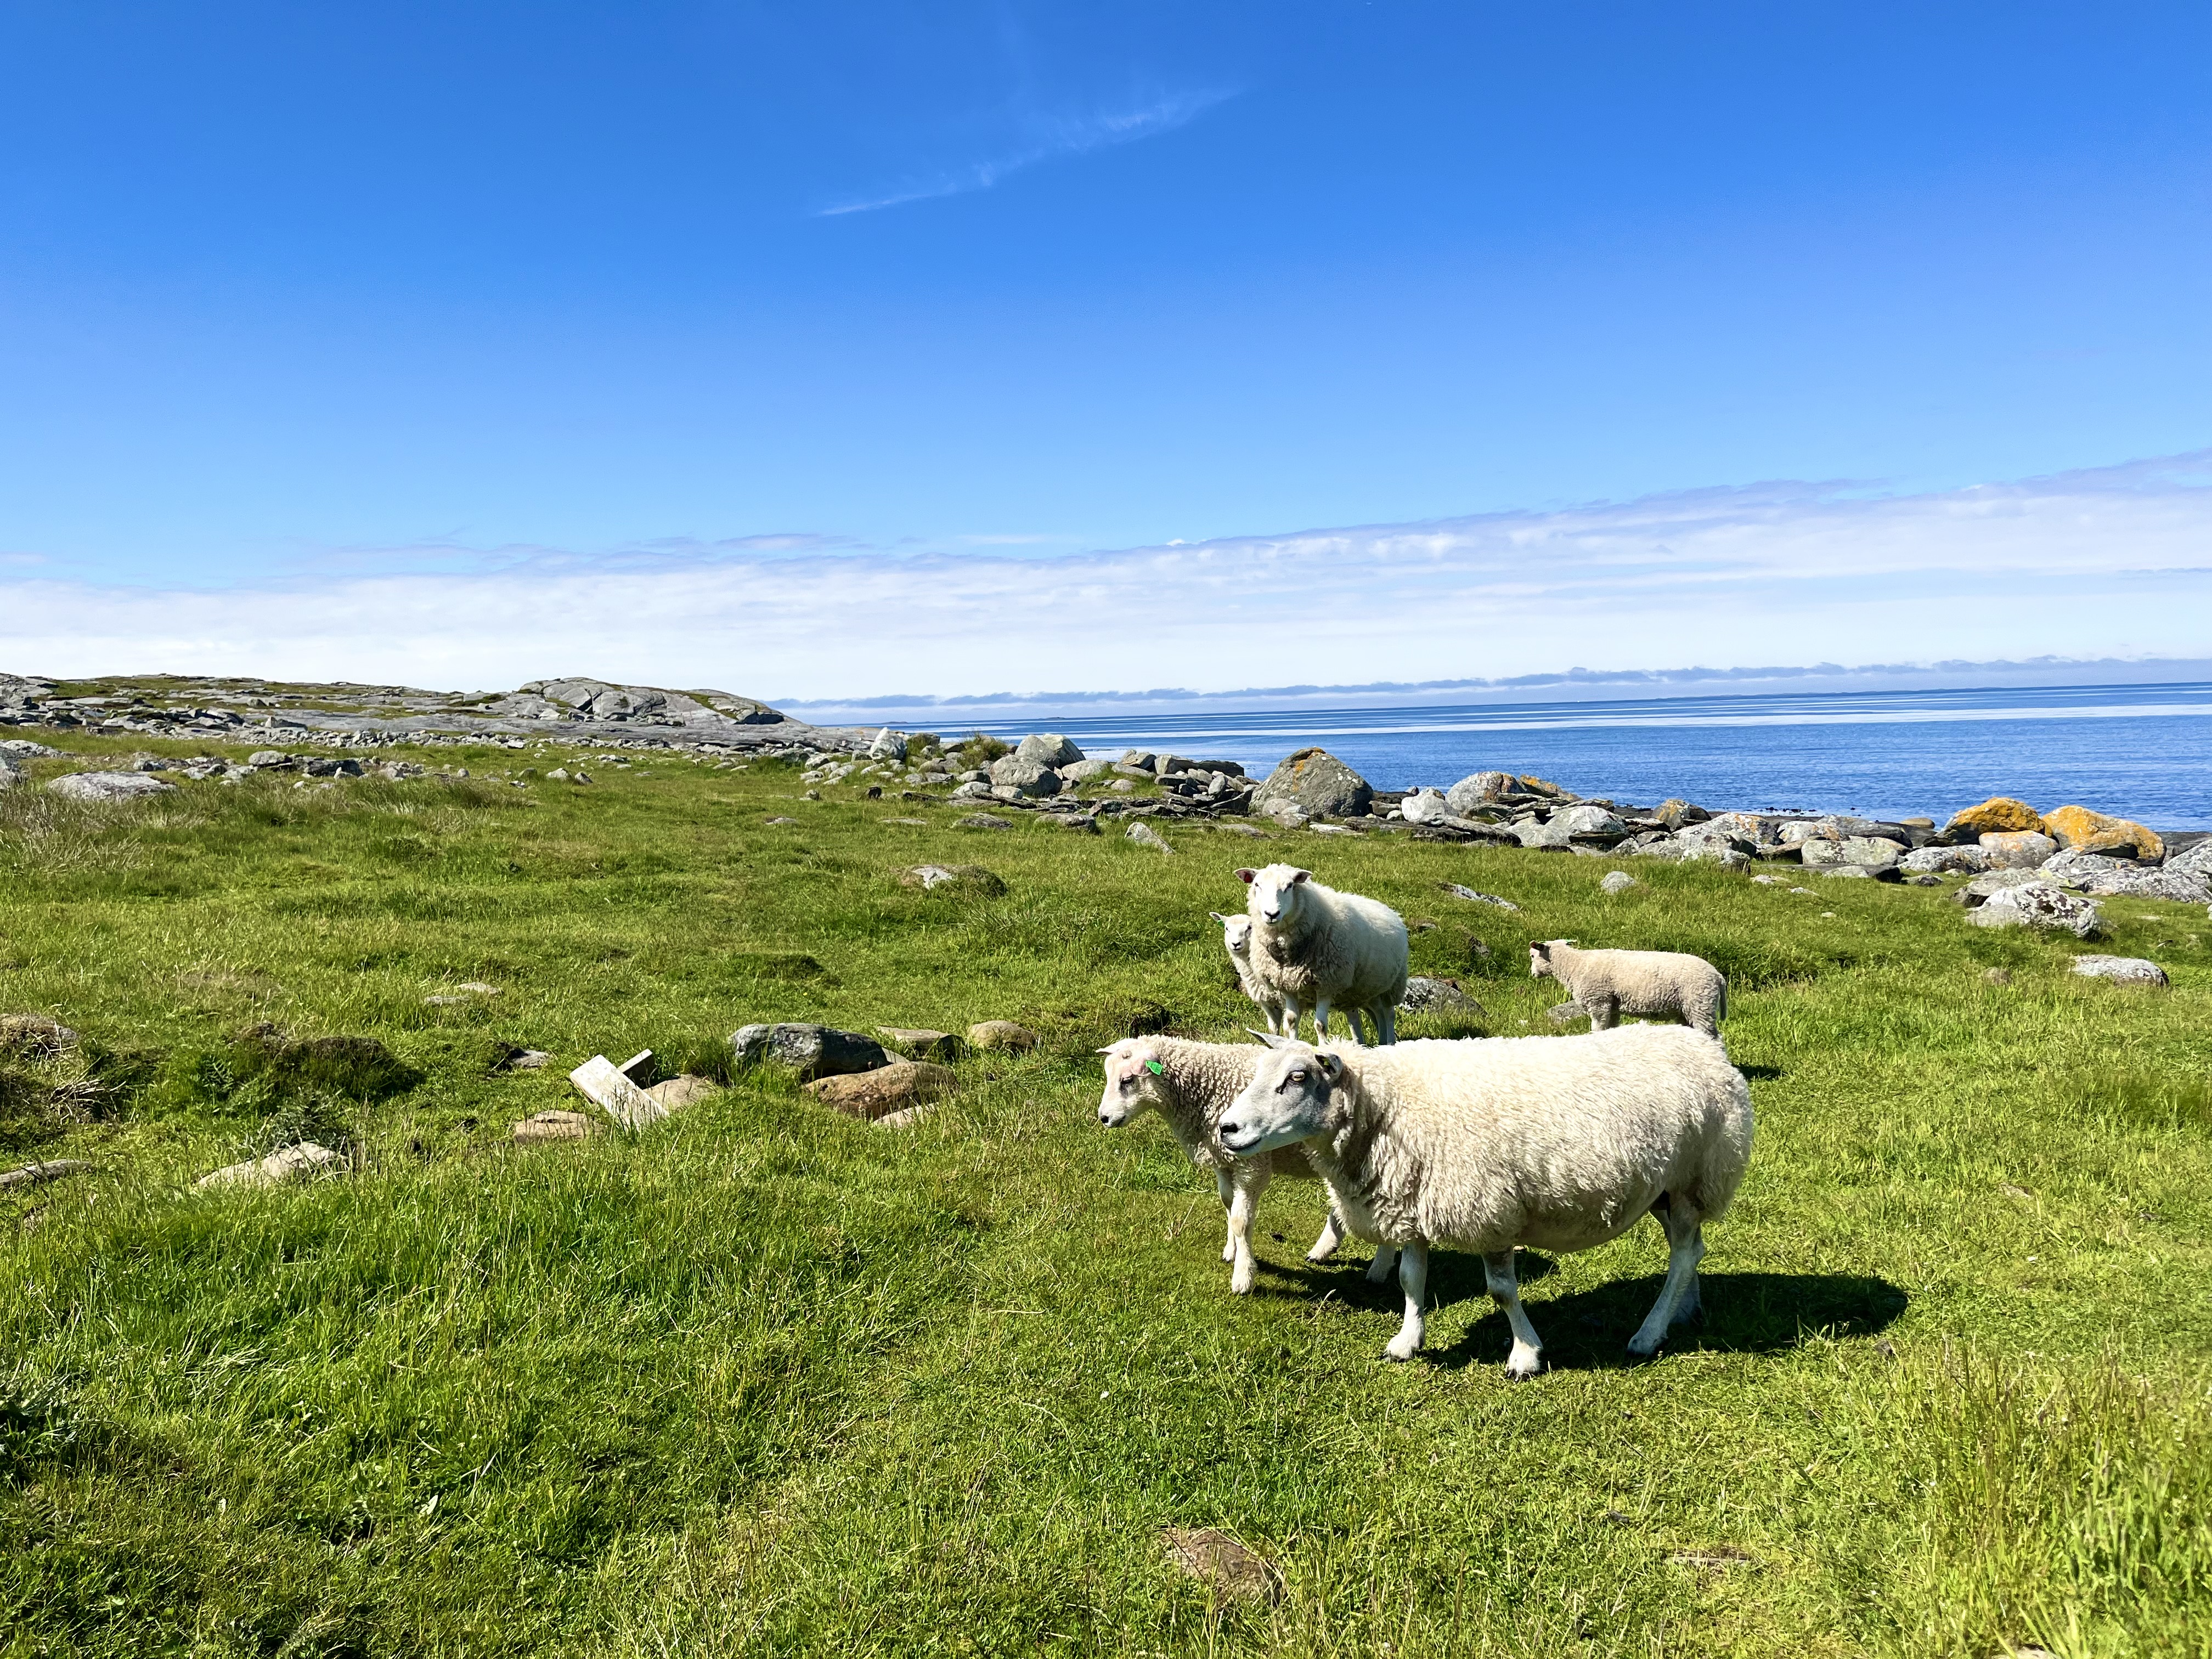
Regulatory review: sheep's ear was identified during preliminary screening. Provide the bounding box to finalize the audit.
[1249,1030,1293,1047]
[1207,911,1229,924]
[1235,868,1257,884]
[1289,869,1312,885]
[1317,1053,1346,1084]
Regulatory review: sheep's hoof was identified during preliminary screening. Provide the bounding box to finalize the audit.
[1383,1340,1419,1363]
[1625,1335,1663,1359]
[1503,1361,1544,1382]
[1229,1271,1255,1295]
[1305,1245,1336,1263]
[1221,1244,1237,1265]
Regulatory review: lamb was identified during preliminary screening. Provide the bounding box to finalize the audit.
[1096,1036,1345,1292]
[1210,910,1286,1035]
[1529,940,1726,1038]
[1238,864,1410,1045]
[1217,1026,1752,1372]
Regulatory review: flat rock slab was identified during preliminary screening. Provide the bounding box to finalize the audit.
[647,1074,721,1110]
[1442,884,1520,910]
[1127,822,1175,853]
[570,1054,667,1128]
[514,1110,595,1142]
[878,1026,964,1060]
[967,1020,1039,1052]
[805,1060,957,1121]
[197,1142,347,1189]
[730,1023,890,1079]
[2071,955,2169,986]
[900,864,1006,895]
[1162,1527,1279,1602]
[47,771,178,802]
[956,814,1012,830]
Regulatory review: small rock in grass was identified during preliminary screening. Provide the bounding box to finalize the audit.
[196,1142,348,1189]
[2070,955,2168,986]
[1600,871,1638,894]
[1789,887,1815,895]
[1970,884,2101,938]
[1751,874,1781,885]
[729,1023,889,1079]
[967,1020,1040,1053]
[900,863,1006,895]
[1401,977,1482,1013]
[1162,1527,1279,1602]
[1982,968,2012,986]
[1441,883,1520,910]
[805,1060,957,1121]
[513,1110,594,1142]
[956,813,1012,831]
[47,771,178,803]
[0,1015,79,1058]
[1548,1002,1588,1025]
[878,1026,963,1061]
[646,1074,721,1110]
[1217,822,1267,837]
[764,815,798,824]
[0,1159,90,1192]
[544,767,569,781]
[873,1103,938,1129]
[1127,822,1175,854]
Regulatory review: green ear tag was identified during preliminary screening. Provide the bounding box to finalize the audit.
[1145,1060,1164,1076]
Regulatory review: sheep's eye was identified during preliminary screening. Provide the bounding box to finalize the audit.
[1288,1069,1307,1083]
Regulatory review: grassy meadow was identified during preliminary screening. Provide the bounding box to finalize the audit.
[2,732,2209,1657]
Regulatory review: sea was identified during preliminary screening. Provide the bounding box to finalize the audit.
[935,681,2212,828]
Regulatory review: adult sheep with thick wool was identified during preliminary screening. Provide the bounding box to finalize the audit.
[1239,864,1410,1045]
[1096,1036,1344,1293]
[1210,910,1286,1036]
[1529,940,1726,1038]
[1218,1025,1753,1372]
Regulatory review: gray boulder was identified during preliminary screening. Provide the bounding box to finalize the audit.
[1979,830,2058,870]
[1955,868,2060,906]
[47,771,177,802]
[1970,884,2100,937]
[2070,955,2168,986]
[988,756,1062,797]
[1901,844,1990,875]
[2046,849,2212,902]
[1059,759,1113,783]
[0,740,61,758]
[1600,871,1639,895]
[1552,804,1629,845]
[1400,977,1482,1012]
[1400,789,1451,825]
[1015,733,1084,768]
[867,728,907,761]
[1673,819,1757,859]
[0,758,19,791]
[1443,771,1519,814]
[729,1023,890,1079]
[1252,748,1372,820]
[1801,836,1904,872]
[1651,798,1710,830]
[2164,838,2212,881]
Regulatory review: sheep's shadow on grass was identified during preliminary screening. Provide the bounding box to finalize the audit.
[1737,1063,1785,1080]
[1429,1268,1909,1373]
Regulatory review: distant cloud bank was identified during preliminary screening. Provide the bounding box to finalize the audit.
[7,452,2210,700]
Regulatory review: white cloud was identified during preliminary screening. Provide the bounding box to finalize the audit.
[816,87,1235,216]
[7,454,2211,699]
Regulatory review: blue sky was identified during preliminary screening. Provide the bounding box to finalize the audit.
[2,2,2208,694]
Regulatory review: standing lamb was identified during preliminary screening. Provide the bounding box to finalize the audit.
[1217,1026,1752,1372]
[1238,864,1410,1045]
[1210,910,1286,1036]
[1529,940,1726,1037]
[1096,1036,1344,1292]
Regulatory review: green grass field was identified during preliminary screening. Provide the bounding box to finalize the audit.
[3,733,2209,1657]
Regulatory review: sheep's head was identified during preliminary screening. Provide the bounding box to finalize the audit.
[1096,1038,1171,1127]
[1238,864,1312,929]
[1219,1039,1343,1156]
[1209,911,1254,962]
[1529,939,1572,980]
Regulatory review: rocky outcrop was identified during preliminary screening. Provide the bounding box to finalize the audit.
[2070,955,2168,986]
[2041,805,2163,862]
[1254,748,1372,820]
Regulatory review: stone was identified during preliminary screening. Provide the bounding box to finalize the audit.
[805,1060,957,1121]
[1599,871,1638,894]
[1045,812,1099,834]
[1943,797,2044,838]
[1256,797,1311,827]
[1058,759,1112,782]
[1900,844,1989,875]
[2166,839,2212,881]
[900,864,1007,895]
[0,758,19,790]
[1548,1001,1589,1025]
[1127,822,1175,854]
[872,1103,937,1129]
[0,740,60,758]
[878,1027,963,1061]
[513,1110,594,1142]
[1982,968,2011,986]
[1308,823,1358,837]
[544,767,569,781]
[2070,955,2168,986]
[569,1054,668,1128]
[1652,798,1710,830]
[245,749,296,768]
[956,813,1012,831]
[1550,804,1629,844]
[1954,868,2055,906]
[2041,804,2163,862]
[1801,836,1904,872]
[1672,820,1757,860]
[867,727,908,761]
[1217,822,1267,837]
[46,771,178,802]
[1400,788,1451,824]
[1979,830,2057,870]
[1441,771,1516,814]
[1251,748,1372,820]
[1970,884,2101,937]
[1814,864,1901,881]
[1014,733,1084,768]
[2042,850,2211,902]
[1162,1527,1278,1603]
[1441,883,1520,910]
[195,1142,348,1189]
[498,1048,554,1071]
[729,1024,890,1080]
[987,756,1061,797]
[646,1074,720,1111]
[967,1020,1039,1052]
[0,1159,90,1192]
[1400,977,1482,1013]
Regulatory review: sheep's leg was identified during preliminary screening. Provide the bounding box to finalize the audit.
[1484,1250,1546,1380]
[1627,1198,1706,1357]
[1311,996,1334,1041]
[1341,1006,1370,1047]
[1383,1240,1429,1361]
[1372,1003,1397,1045]
[1216,1169,1238,1263]
[1280,996,1304,1042]
[1365,1242,1399,1284]
[1306,1205,1346,1262]
[1587,995,1620,1031]
[1225,1164,1269,1294]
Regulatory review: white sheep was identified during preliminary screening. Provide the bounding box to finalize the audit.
[1218,1026,1752,1372]
[1528,940,1726,1037]
[1239,864,1410,1045]
[1210,910,1288,1035]
[1096,1036,1345,1292]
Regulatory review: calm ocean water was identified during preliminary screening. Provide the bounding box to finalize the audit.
[944,682,2212,828]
